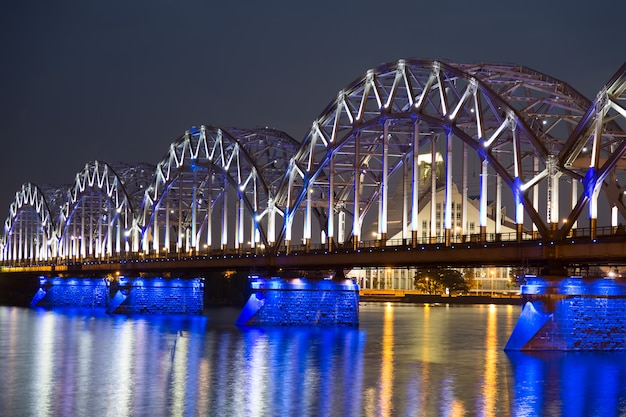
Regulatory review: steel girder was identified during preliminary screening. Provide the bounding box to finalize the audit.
[460,62,626,239]
[57,161,144,259]
[1,183,57,261]
[138,125,298,254]
[2,60,625,263]
[558,63,626,237]
[276,59,626,248]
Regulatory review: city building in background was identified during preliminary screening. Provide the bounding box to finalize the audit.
[348,161,520,294]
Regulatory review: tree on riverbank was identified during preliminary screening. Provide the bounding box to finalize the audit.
[413,268,470,294]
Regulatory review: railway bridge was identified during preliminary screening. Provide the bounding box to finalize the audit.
[1,60,626,347]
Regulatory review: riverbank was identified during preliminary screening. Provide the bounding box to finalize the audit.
[360,291,522,305]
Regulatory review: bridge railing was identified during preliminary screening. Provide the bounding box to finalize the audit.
[2,226,626,268]
[285,231,535,253]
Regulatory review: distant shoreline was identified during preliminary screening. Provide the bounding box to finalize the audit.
[360,293,522,305]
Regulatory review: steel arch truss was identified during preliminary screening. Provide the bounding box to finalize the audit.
[139,125,291,255]
[558,63,626,238]
[278,59,626,249]
[1,183,56,261]
[2,60,625,265]
[58,161,136,259]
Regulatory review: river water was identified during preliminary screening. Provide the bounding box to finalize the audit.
[1,303,626,416]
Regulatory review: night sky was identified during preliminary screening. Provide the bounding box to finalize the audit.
[1,0,624,215]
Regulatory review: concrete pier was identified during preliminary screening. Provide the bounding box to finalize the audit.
[505,276,626,351]
[236,277,360,326]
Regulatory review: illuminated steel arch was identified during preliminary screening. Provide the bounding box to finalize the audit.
[1,183,58,261]
[226,127,300,245]
[276,59,626,250]
[2,60,624,264]
[558,63,626,239]
[139,125,295,254]
[456,63,625,239]
[57,161,143,259]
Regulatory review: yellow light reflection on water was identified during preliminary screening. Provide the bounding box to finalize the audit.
[379,302,394,417]
[481,304,499,417]
[419,304,431,411]
[196,357,211,416]
[506,304,516,334]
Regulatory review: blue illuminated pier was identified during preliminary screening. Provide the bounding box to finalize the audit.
[31,276,204,315]
[506,276,626,351]
[237,277,360,326]
[31,277,109,309]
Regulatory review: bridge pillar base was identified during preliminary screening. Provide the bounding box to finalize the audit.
[107,277,204,315]
[30,277,109,309]
[29,276,204,314]
[236,277,359,326]
[505,276,626,351]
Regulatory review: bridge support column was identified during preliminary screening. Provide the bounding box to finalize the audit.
[30,276,204,315]
[237,276,359,326]
[516,223,523,243]
[480,225,487,242]
[505,275,626,351]
[590,218,597,240]
[31,277,109,309]
[107,277,204,315]
[378,232,386,247]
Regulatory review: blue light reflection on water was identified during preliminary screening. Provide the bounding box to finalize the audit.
[1,304,626,416]
[507,350,626,416]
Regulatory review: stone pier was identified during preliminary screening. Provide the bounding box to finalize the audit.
[30,276,204,315]
[107,277,204,315]
[505,276,626,351]
[31,277,109,308]
[236,276,360,326]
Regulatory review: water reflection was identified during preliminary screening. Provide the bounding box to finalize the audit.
[507,350,626,416]
[34,311,55,417]
[3,305,626,416]
[379,303,394,416]
[236,325,367,416]
[482,304,498,417]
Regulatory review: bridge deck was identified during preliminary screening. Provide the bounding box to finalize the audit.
[3,235,626,276]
